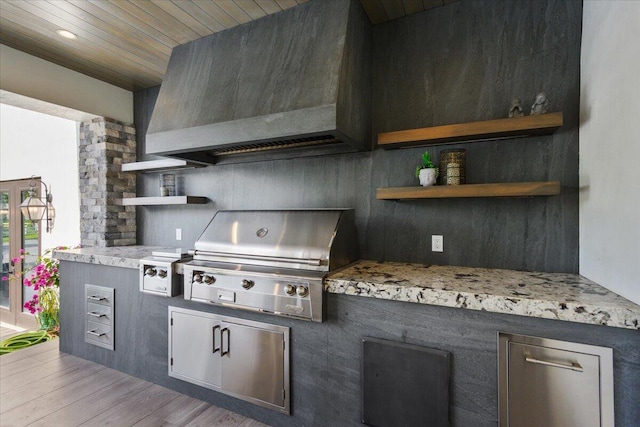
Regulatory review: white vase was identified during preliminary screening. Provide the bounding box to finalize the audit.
[419,168,437,187]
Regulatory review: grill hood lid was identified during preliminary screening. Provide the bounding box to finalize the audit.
[193,209,359,272]
[145,0,371,165]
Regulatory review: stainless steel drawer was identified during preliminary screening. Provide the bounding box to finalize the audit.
[498,333,614,427]
[86,302,112,325]
[85,319,114,350]
[85,284,114,306]
[84,284,115,351]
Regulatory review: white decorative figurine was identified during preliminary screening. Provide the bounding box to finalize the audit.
[531,92,550,115]
[509,97,524,118]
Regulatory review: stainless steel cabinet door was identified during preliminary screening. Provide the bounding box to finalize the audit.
[498,333,614,427]
[508,343,600,427]
[169,310,221,389]
[220,321,285,408]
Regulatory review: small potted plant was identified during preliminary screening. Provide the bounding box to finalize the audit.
[415,151,439,186]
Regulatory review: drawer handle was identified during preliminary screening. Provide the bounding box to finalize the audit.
[87,330,106,337]
[87,295,106,301]
[525,356,584,372]
[87,311,106,318]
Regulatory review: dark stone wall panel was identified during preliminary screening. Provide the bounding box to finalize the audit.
[134,0,581,272]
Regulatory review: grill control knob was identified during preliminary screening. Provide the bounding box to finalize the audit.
[145,268,157,277]
[193,273,203,283]
[242,279,254,289]
[296,285,309,297]
[204,275,215,285]
[158,270,167,278]
[284,284,297,295]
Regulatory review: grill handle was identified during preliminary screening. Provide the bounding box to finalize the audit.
[193,251,324,266]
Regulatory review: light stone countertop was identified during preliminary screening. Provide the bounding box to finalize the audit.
[54,247,640,330]
[54,246,185,269]
[325,260,640,330]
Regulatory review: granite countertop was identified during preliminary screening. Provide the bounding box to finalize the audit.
[55,247,640,330]
[326,260,640,330]
[54,246,185,269]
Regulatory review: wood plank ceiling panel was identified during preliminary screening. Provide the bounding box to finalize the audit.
[212,1,253,25]
[0,0,456,92]
[0,3,161,79]
[9,0,166,74]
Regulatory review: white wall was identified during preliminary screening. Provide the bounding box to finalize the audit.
[0,104,81,251]
[580,1,640,304]
[0,45,133,124]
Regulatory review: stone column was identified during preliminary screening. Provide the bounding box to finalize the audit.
[78,117,136,247]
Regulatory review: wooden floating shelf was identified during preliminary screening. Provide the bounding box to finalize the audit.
[121,159,204,173]
[377,182,561,200]
[378,112,563,148]
[120,196,208,206]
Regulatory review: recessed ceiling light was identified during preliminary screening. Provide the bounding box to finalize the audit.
[56,29,77,40]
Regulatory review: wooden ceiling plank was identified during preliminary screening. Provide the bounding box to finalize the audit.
[0,29,141,91]
[380,0,406,21]
[67,0,173,56]
[9,0,168,75]
[359,0,388,25]
[233,0,267,20]
[149,0,214,37]
[274,0,299,10]
[84,0,179,50]
[170,0,226,33]
[402,0,425,15]
[42,0,171,68]
[191,1,240,29]
[109,0,199,44]
[422,0,444,10]
[0,5,164,83]
[130,0,207,40]
[214,1,253,25]
[0,20,156,90]
[255,0,283,15]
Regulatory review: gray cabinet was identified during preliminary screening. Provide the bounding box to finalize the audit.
[168,306,290,414]
[498,333,614,427]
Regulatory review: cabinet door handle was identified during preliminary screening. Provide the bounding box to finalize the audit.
[212,325,220,353]
[87,330,106,337]
[221,327,230,356]
[525,356,584,372]
[87,295,106,301]
[87,311,106,318]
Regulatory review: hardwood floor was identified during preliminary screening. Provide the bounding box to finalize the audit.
[0,340,269,427]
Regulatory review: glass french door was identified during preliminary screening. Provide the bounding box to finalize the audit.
[1,179,40,329]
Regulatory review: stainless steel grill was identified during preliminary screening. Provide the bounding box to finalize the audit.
[183,209,359,322]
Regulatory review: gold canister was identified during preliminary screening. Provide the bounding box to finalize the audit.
[439,149,466,185]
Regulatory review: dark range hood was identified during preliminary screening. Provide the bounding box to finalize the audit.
[146,0,371,165]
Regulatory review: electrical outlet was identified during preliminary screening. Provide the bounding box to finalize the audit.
[176,228,182,241]
[432,235,443,252]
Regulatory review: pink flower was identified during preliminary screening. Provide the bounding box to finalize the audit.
[12,257,20,264]
[20,249,25,254]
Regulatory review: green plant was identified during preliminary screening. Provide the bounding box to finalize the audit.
[415,151,439,178]
[3,246,73,334]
